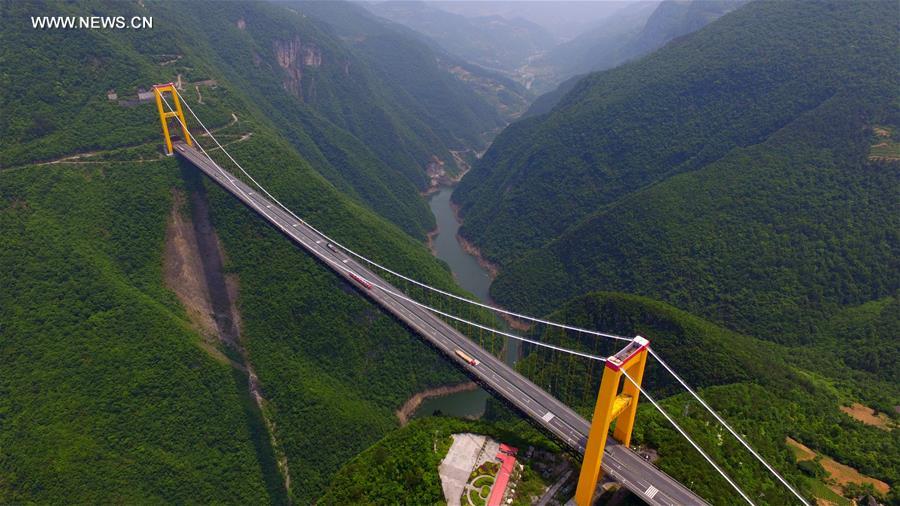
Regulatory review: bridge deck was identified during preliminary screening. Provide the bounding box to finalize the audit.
[175,142,708,506]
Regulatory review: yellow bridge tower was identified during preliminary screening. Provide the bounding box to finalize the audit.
[152,82,192,156]
[574,336,650,506]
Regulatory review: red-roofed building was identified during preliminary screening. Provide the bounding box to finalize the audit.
[488,446,518,506]
[499,443,518,456]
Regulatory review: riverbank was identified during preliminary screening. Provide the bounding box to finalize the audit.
[426,189,500,282]
[455,225,531,332]
[396,382,479,425]
[422,149,476,197]
[456,229,499,281]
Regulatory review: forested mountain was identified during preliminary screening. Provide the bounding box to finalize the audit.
[526,0,740,109]
[293,0,529,122]
[0,0,490,502]
[3,0,898,504]
[2,0,504,239]
[455,0,900,344]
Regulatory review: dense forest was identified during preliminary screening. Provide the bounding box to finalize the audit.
[0,145,278,504]
[0,0,504,502]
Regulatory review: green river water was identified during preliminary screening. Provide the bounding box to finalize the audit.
[413,186,519,419]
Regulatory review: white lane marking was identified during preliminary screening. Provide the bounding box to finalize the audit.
[645,485,658,499]
[542,411,555,422]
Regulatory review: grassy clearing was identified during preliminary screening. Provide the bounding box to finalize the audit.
[869,125,900,160]
[840,403,895,431]
[786,438,890,499]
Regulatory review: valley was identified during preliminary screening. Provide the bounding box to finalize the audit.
[415,186,495,420]
[1,0,897,505]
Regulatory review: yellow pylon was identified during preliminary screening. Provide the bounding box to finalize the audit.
[574,336,649,506]
[153,82,192,155]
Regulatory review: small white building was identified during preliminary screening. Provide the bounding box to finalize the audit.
[137,89,154,102]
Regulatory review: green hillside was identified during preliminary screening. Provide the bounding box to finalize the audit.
[1,0,504,240]
[0,152,277,504]
[455,0,900,343]
[0,0,499,502]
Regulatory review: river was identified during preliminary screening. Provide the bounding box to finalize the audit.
[412,187,517,419]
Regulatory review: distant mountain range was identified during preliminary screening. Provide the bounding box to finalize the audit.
[527,0,742,98]
[299,0,532,121]
[363,0,743,96]
[363,0,558,73]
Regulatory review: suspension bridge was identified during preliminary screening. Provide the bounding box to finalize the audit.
[153,83,810,506]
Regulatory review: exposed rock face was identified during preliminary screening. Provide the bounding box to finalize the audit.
[164,186,293,500]
[273,37,322,98]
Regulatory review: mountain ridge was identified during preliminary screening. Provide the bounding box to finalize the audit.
[454,0,899,343]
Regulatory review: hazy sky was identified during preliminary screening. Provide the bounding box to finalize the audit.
[377,1,647,39]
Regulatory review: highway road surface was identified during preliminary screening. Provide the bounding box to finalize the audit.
[175,142,709,506]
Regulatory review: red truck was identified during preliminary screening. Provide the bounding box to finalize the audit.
[455,349,479,366]
[349,272,373,289]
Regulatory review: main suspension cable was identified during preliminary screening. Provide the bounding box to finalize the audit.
[158,93,605,363]
[171,88,632,343]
